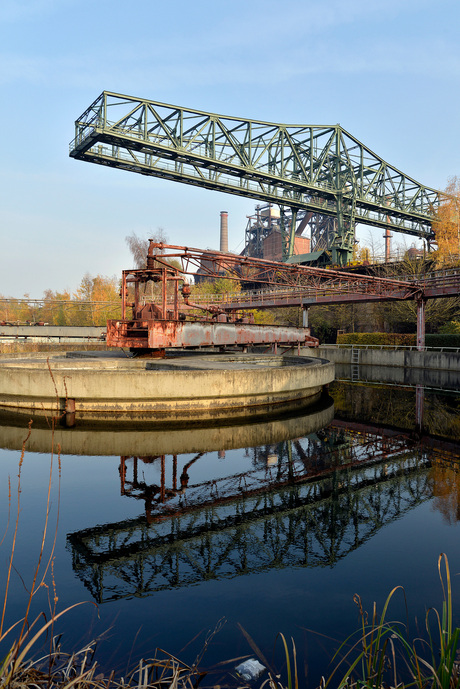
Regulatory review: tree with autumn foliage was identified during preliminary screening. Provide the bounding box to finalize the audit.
[73,273,121,325]
[432,176,460,263]
[41,289,73,325]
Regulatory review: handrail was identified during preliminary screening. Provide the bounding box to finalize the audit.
[321,344,460,353]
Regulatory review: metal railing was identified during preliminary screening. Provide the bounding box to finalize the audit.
[322,343,460,353]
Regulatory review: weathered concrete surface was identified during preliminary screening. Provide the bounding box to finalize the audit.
[0,396,334,454]
[334,363,460,389]
[302,346,460,371]
[0,351,334,422]
[0,325,105,339]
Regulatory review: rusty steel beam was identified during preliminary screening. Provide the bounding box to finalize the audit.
[153,242,421,299]
[153,244,460,309]
[107,246,321,350]
[107,319,316,349]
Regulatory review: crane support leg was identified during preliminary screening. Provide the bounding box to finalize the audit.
[416,297,426,351]
[287,208,297,259]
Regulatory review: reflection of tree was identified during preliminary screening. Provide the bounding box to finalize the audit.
[332,382,416,430]
[429,463,460,525]
[423,395,460,440]
[331,383,460,442]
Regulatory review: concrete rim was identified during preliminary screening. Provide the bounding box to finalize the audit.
[0,351,335,424]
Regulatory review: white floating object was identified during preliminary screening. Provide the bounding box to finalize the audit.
[235,658,265,681]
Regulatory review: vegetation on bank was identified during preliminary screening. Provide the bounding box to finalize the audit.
[336,332,460,348]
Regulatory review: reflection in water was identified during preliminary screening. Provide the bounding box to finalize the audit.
[332,370,460,527]
[333,368,460,441]
[0,395,334,456]
[1,365,460,689]
[429,460,460,525]
[116,424,418,522]
[68,438,432,603]
[62,371,460,605]
[1,368,460,673]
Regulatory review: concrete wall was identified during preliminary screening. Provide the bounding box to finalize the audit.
[0,325,105,340]
[0,353,335,422]
[303,346,460,371]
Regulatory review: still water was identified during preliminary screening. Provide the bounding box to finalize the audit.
[0,366,460,686]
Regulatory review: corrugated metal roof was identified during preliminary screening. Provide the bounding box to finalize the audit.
[285,250,328,264]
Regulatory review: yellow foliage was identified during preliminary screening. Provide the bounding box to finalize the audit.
[352,244,371,263]
[433,176,460,262]
[193,277,241,295]
[73,273,121,325]
[250,309,276,325]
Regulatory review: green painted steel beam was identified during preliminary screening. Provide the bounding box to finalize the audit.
[70,91,443,264]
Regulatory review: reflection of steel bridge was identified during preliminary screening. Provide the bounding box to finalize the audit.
[68,445,431,603]
[69,91,442,265]
[115,425,412,522]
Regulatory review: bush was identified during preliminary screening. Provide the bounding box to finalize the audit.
[336,332,416,346]
[426,333,460,348]
[336,332,460,348]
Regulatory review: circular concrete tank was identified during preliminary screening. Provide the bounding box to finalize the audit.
[0,351,334,424]
[0,396,334,455]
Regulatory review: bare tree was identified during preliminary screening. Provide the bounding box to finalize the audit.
[125,228,169,268]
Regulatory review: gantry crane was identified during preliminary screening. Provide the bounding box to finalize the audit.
[70,91,442,265]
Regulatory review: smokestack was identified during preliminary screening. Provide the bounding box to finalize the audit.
[220,211,228,253]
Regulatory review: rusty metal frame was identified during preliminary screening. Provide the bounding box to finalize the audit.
[107,243,321,350]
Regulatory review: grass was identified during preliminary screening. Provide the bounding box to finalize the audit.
[261,553,460,689]
[317,553,460,689]
[0,421,258,688]
[225,555,460,689]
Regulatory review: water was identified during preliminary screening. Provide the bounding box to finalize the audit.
[0,367,459,687]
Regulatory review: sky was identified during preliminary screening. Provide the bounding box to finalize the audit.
[1,0,459,297]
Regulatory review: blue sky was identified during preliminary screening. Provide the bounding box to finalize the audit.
[1,0,459,296]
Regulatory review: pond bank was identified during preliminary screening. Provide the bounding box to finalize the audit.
[303,345,460,371]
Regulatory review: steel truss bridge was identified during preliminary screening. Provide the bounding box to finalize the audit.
[156,244,460,304]
[67,421,454,603]
[69,91,442,265]
[143,244,460,349]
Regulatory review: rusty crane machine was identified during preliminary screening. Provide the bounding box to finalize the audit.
[106,242,320,354]
[106,240,427,354]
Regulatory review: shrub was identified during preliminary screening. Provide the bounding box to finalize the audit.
[336,333,416,346]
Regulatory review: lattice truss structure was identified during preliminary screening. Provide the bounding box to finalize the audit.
[152,244,421,304]
[70,91,442,265]
[68,448,431,603]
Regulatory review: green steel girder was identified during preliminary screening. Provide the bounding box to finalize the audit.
[70,91,442,264]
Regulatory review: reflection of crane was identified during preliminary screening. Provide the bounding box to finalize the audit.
[67,450,431,603]
[115,425,414,523]
[69,91,441,265]
[66,379,460,603]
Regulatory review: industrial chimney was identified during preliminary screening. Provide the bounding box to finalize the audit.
[220,211,228,253]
